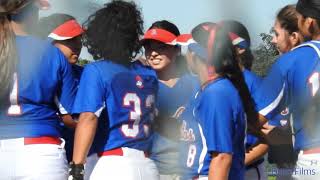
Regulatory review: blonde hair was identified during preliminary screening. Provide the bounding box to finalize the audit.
[0,0,30,101]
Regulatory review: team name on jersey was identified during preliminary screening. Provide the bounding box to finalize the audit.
[180,120,196,142]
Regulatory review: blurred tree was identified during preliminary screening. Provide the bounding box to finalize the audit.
[77,58,92,66]
[252,30,279,77]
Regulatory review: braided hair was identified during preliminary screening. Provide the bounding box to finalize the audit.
[191,22,260,130]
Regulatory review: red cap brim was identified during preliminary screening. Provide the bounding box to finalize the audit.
[48,19,84,40]
[142,28,177,45]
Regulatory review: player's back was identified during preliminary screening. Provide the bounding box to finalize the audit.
[74,60,158,153]
[179,78,246,180]
[0,35,76,138]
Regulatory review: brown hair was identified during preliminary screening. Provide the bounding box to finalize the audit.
[0,0,30,101]
[277,4,299,35]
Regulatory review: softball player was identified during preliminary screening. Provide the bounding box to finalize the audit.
[223,20,268,180]
[68,1,159,180]
[266,5,302,179]
[142,20,199,180]
[256,0,320,179]
[37,12,85,161]
[179,22,257,180]
[0,0,77,179]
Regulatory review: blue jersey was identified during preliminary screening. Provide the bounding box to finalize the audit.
[62,64,83,162]
[242,70,261,153]
[179,78,246,180]
[0,35,77,138]
[72,64,84,84]
[255,41,320,151]
[151,74,199,174]
[73,60,158,152]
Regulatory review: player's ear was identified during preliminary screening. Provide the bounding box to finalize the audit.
[289,32,301,47]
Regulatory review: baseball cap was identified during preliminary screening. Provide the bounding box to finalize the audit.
[141,28,178,45]
[187,22,218,61]
[48,19,84,40]
[228,32,249,49]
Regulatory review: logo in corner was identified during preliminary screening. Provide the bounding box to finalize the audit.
[136,75,144,89]
[151,29,157,35]
[280,107,289,116]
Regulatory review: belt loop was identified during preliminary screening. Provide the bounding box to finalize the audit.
[60,138,65,148]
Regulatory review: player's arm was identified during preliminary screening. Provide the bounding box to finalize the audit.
[60,114,77,129]
[253,60,287,128]
[73,112,97,164]
[69,64,105,180]
[209,152,232,180]
[245,142,269,165]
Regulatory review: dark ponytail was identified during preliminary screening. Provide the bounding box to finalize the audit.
[191,23,259,130]
[213,27,259,130]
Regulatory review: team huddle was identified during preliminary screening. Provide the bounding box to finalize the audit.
[1,0,320,180]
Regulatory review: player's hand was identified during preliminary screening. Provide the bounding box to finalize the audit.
[68,162,84,180]
[261,123,276,135]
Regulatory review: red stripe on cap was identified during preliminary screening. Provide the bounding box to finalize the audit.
[228,32,245,46]
[176,34,195,46]
[143,29,177,45]
[48,20,84,40]
[207,27,216,61]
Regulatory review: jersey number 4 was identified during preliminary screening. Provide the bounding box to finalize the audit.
[121,93,155,138]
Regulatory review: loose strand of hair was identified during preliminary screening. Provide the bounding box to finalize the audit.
[0,15,17,103]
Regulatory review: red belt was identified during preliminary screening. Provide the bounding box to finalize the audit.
[98,148,149,157]
[24,136,61,145]
[303,147,320,154]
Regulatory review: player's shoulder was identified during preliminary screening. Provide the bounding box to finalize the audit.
[131,60,157,77]
[279,41,319,63]
[203,78,235,101]
[16,35,56,53]
[243,69,260,80]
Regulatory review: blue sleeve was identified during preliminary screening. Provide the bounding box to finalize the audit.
[72,64,106,117]
[246,134,259,149]
[55,48,77,114]
[251,74,262,94]
[254,60,288,120]
[201,92,233,154]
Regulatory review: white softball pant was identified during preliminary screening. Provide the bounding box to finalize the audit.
[0,137,68,180]
[89,147,159,180]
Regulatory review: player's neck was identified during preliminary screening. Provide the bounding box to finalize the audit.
[313,33,320,41]
[198,66,219,90]
[157,63,180,87]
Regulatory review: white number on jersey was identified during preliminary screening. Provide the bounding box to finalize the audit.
[187,144,197,167]
[8,73,22,115]
[121,93,155,138]
[309,72,320,97]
